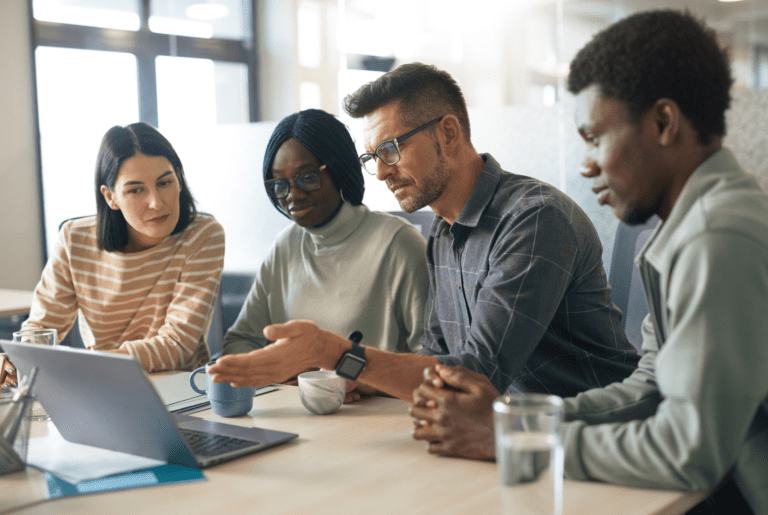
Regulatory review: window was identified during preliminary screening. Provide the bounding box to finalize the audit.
[32,0,257,256]
[35,47,140,251]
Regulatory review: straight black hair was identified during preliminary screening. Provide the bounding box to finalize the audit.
[263,109,364,217]
[95,123,197,251]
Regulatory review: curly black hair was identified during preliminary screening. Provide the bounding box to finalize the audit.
[568,9,733,145]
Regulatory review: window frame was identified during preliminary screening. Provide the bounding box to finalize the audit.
[32,0,260,126]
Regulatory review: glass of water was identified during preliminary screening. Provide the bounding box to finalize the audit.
[12,328,58,421]
[493,393,564,515]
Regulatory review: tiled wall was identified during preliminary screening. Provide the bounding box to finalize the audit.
[724,89,768,193]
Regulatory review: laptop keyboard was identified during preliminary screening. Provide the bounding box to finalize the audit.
[180,428,260,458]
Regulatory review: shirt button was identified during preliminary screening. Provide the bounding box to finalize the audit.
[456,245,463,252]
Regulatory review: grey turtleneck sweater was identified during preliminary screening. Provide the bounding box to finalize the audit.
[223,202,429,355]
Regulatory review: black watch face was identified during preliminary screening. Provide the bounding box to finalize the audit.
[337,354,366,379]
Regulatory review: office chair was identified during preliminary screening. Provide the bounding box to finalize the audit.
[206,293,224,359]
[205,272,258,359]
[219,273,255,334]
[608,215,660,353]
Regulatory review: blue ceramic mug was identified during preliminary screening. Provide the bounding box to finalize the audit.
[190,361,256,417]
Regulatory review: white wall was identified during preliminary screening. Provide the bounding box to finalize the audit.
[162,122,292,273]
[256,0,299,120]
[0,0,44,289]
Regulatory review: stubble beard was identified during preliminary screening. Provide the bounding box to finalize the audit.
[396,141,451,214]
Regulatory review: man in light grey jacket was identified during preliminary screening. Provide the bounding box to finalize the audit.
[409,10,768,513]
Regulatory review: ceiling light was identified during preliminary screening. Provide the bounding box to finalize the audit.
[185,2,229,21]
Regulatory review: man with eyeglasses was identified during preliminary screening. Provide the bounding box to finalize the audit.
[209,63,638,416]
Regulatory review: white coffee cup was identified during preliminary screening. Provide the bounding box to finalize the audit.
[298,370,346,415]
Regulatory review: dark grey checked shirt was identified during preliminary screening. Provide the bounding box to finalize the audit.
[419,154,639,397]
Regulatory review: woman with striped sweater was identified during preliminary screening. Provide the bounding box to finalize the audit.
[1,123,224,386]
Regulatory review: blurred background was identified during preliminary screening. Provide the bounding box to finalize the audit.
[2,0,768,288]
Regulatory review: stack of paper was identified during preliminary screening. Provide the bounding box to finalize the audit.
[28,424,166,484]
[152,373,279,414]
[27,425,205,498]
[152,373,210,414]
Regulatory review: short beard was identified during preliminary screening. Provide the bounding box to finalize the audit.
[398,139,451,213]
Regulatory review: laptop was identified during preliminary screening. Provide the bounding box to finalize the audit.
[2,341,297,468]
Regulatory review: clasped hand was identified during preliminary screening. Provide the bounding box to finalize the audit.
[409,364,499,461]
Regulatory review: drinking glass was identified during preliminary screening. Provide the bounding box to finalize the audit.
[12,328,58,421]
[493,393,564,515]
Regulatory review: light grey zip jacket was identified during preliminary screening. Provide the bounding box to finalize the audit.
[561,148,768,514]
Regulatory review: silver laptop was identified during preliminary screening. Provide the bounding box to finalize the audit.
[2,341,297,468]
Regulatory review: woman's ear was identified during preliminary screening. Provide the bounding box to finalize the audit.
[100,185,119,210]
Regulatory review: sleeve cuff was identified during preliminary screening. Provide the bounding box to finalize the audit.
[561,419,590,481]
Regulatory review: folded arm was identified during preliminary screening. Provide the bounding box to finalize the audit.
[563,319,662,425]
[562,233,768,490]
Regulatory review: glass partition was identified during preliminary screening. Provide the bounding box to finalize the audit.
[156,56,249,128]
[33,0,140,31]
[338,0,768,271]
[150,0,251,40]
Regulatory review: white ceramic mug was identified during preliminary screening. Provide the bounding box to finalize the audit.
[298,370,346,415]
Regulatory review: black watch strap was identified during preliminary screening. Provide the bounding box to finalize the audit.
[335,331,366,380]
[346,331,364,358]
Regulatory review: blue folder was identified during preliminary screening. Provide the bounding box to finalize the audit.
[45,464,205,498]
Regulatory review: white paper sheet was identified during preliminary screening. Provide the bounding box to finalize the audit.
[153,372,202,405]
[26,424,165,484]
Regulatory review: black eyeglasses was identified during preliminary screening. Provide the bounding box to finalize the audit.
[358,117,443,175]
[265,165,325,200]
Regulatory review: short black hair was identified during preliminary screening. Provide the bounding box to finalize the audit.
[568,9,733,145]
[343,62,472,144]
[262,109,364,218]
[95,123,197,251]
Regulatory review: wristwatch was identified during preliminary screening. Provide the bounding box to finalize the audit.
[335,331,366,380]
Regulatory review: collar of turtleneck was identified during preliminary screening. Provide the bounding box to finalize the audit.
[301,201,366,249]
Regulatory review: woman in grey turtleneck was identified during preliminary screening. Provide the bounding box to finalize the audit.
[221,109,429,401]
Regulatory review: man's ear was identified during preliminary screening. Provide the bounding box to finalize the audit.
[100,185,119,210]
[440,114,463,153]
[652,99,681,147]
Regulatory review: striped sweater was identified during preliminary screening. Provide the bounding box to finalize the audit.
[22,214,225,372]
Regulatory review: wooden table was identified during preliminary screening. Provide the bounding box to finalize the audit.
[0,289,34,318]
[1,386,711,515]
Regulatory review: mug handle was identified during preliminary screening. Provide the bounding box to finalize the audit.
[189,366,207,395]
